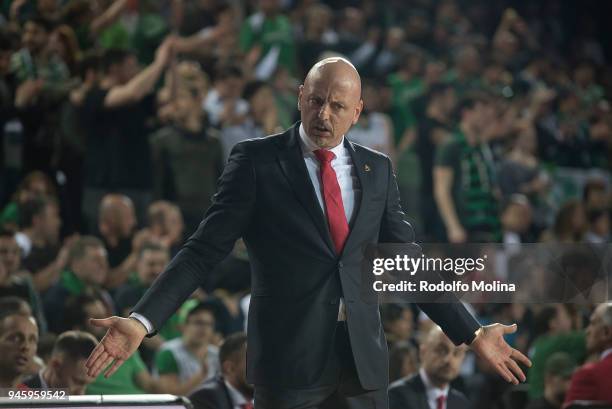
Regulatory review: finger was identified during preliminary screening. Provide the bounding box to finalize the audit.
[503,323,518,334]
[86,343,105,368]
[89,317,114,328]
[93,354,114,378]
[506,358,526,383]
[90,351,111,377]
[104,358,125,378]
[497,362,518,384]
[511,349,532,367]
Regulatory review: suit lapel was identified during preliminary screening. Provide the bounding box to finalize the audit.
[277,125,335,254]
[342,138,373,256]
[413,374,434,409]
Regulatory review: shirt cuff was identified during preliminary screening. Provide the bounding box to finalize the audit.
[129,312,154,335]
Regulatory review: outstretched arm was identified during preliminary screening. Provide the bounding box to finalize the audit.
[379,156,531,383]
[86,142,256,378]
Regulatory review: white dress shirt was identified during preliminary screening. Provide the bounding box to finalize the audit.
[225,380,253,409]
[130,124,360,332]
[420,368,449,409]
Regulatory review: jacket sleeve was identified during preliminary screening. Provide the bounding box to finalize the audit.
[132,142,256,333]
[379,156,480,345]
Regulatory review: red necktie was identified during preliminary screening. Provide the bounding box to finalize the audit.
[314,149,349,254]
[241,403,254,409]
[436,395,446,409]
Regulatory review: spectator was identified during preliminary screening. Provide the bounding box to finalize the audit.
[0,312,38,388]
[528,305,586,399]
[189,332,254,409]
[434,95,501,243]
[389,341,419,384]
[381,304,415,346]
[582,178,608,210]
[0,227,46,332]
[15,196,70,292]
[583,208,609,244]
[64,290,111,340]
[154,303,220,394]
[146,201,185,252]
[80,39,175,231]
[526,352,576,409]
[22,330,97,394]
[389,326,471,409]
[547,200,587,243]
[150,81,224,232]
[10,15,71,173]
[203,62,248,130]
[239,0,296,79]
[564,303,612,406]
[500,194,533,245]
[0,170,56,232]
[43,236,112,334]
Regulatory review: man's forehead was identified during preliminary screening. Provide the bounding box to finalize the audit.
[1,315,38,332]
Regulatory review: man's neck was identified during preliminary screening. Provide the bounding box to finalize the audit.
[421,368,449,390]
[181,116,203,133]
[226,376,254,401]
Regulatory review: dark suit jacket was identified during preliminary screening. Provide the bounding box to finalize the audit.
[133,123,480,389]
[188,376,234,409]
[389,373,472,409]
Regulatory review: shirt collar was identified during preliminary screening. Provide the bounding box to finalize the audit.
[224,379,250,407]
[298,123,346,158]
[420,368,450,404]
[602,348,612,360]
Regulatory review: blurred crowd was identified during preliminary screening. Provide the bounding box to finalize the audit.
[0,0,611,408]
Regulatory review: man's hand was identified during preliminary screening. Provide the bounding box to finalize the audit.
[85,316,148,378]
[470,323,532,384]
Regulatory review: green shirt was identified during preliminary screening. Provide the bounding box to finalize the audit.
[435,131,501,241]
[86,351,148,395]
[527,332,586,398]
[239,12,296,76]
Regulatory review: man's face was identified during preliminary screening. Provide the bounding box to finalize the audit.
[545,373,572,404]
[111,201,136,238]
[118,55,140,84]
[388,309,413,340]
[0,236,21,275]
[22,22,48,55]
[183,310,215,346]
[228,344,254,395]
[38,203,61,245]
[72,246,109,286]
[298,68,363,148]
[0,315,38,380]
[83,300,108,339]
[586,305,612,353]
[137,249,169,286]
[420,331,467,386]
[52,356,95,395]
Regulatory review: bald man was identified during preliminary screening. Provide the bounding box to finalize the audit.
[86,59,530,408]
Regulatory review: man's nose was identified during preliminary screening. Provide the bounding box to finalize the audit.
[317,103,331,120]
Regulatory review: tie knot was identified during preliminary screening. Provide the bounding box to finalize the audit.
[314,149,336,164]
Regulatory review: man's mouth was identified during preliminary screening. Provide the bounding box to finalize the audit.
[313,124,331,134]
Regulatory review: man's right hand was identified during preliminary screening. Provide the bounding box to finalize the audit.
[85,316,148,378]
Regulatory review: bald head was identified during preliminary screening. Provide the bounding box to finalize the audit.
[98,194,136,239]
[299,58,363,148]
[419,326,467,387]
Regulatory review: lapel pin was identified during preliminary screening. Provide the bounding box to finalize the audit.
[364,164,371,172]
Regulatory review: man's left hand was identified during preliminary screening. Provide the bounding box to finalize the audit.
[470,323,532,384]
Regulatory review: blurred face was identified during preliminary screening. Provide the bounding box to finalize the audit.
[250,86,275,121]
[226,344,254,395]
[137,249,169,286]
[0,236,21,275]
[111,200,136,238]
[83,300,108,339]
[117,55,139,84]
[0,50,11,75]
[0,315,38,381]
[550,305,573,334]
[545,373,572,404]
[52,356,95,395]
[183,310,215,346]
[420,330,467,386]
[585,305,612,354]
[388,309,414,340]
[22,22,49,54]
[218,76,244,99]
[71,246,109,286]
[48,31,67,60]
[298,62,363,148]
[37,203,61,245]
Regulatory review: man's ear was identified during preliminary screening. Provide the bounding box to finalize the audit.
[297,85,304,111]
[352,99,364,125]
